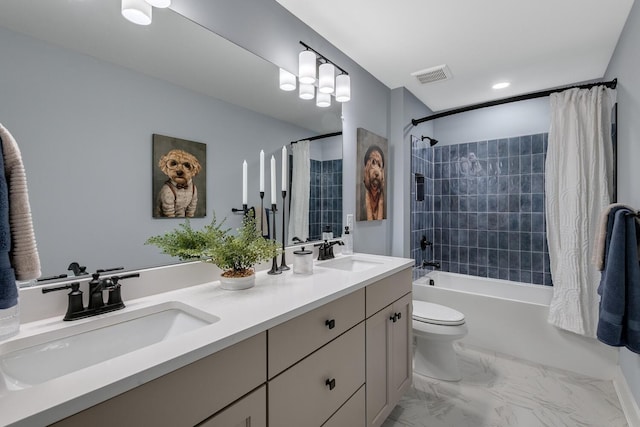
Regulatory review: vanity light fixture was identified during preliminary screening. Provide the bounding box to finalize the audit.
[492,81,510,90]
[299,83,315,100]
[335,73,351,103]
[145,0,171,7]
[316,92,331,108]
[279,68,297,91]
[121,0,152,26]
[299,50,317,85]
[318,62,335,94]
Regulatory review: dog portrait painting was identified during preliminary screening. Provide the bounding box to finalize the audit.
[152,134,206,218]
[356,128,388,221]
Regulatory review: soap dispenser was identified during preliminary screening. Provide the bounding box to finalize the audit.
[342,226,353,254]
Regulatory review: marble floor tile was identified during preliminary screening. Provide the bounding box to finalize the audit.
[383,344,627,427]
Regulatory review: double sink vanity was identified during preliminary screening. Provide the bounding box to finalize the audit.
[0,253,414,427]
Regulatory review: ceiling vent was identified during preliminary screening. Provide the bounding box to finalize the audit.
[411,64,452,85]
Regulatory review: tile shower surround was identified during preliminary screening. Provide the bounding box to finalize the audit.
[411,134,552,286]
[309,159,343,241]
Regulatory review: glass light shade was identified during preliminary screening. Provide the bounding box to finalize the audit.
[316,92,331,108]
[122,0,152,25]
[279,68,296,91]
[299,83,315,100]
[318,63,335,94]
[145,0,171,7]
[335,74,351,102]
[298,50,316,85]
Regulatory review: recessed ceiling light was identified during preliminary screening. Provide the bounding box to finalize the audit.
[492,82,510,90]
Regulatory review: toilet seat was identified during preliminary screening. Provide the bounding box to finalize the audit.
[413,301,465,326]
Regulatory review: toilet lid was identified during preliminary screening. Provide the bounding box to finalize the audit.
[413,301,465,326]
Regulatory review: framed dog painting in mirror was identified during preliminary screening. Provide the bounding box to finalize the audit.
[152,134,207,218]
[356,128,388,221]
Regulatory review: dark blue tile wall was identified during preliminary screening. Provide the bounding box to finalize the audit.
[309,159,343,241]
[411,133,552,286]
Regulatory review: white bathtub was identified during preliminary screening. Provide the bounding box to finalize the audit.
[413,271,618,380]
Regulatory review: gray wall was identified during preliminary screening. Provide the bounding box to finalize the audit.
[171,0,393,255]
[390,88,434,258]
[0,25,310,276]
[605,0,640,409]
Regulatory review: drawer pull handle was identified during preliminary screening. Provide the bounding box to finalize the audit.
[397,312,402,320]
[325,319,336,329]
[325,378,336,390]
[390,313,398,323]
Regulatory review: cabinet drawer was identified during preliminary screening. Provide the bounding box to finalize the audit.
[269,322,365,427]
[198,385,266,427]
[322,385,365,427]
[268,288,365,378]
[366,268,412,318]
[51,332,266,427]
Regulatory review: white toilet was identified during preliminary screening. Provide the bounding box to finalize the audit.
[412,300,468,381]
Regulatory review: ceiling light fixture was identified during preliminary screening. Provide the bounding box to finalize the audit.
[121,0,152,25]
[279,68,297,91]
[145,0,171,7]
[492,81,510,90]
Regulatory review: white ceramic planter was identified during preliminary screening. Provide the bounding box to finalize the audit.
[219,274,255,290]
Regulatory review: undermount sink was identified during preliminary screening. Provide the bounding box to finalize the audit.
[317,255,384,272]
[0,302,218,390]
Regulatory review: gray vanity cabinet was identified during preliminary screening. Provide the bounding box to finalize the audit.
[365,269,413,427]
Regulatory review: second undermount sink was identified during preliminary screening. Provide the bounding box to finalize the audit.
[317,255,384,272]
[0,302,219,390]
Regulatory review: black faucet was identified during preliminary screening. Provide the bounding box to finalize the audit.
[316,240,344,261]
[68,261,88,276]
[422,260,441,269]
[42,269,140,321]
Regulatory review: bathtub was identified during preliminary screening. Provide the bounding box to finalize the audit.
[413,270,618,380]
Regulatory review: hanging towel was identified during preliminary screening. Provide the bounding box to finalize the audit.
[0,123,40,281]
[592,203,640,270]
[597,209,640,353]
[0,139,17,309]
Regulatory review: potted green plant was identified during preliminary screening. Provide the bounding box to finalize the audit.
[145,213,280,290]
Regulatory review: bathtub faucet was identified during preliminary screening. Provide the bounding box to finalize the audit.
[422,260,441,269]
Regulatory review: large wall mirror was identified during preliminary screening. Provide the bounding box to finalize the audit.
[0,0,342,282]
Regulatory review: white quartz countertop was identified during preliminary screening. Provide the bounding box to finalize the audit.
[0,253,413,426]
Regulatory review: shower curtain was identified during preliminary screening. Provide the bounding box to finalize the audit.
[288,140,310,244]
[546,86,616,337]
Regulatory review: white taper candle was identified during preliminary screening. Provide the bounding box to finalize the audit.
[270,155,277,205]
[242,160,248,205]
[281,146,287,191]
[259,150,265,193]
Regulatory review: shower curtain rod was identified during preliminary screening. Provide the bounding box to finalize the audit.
[411,78,618,126]
[291,131,342,144]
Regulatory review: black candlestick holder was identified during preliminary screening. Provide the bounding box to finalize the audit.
[259,191,264,236]
[279,190,290,271]
[267,203,281,275]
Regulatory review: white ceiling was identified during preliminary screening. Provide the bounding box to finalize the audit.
[0,0,342,135]
[276,0,635,112]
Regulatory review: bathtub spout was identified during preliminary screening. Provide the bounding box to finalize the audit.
[422,260,441,270]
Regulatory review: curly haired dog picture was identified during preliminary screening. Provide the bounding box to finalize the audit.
[356,128,388,221]
[152,134,207,218]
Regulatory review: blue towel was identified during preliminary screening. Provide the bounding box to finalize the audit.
[597,209,640,353]
[0,136,17,309]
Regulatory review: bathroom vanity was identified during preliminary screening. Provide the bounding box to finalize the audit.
[0,253,413,427]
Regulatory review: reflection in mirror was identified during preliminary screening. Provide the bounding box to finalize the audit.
[0,0,341,282]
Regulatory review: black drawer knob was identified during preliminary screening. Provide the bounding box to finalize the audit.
[325,378,336,390]
[325,319,336,329]
[390,313,398,323]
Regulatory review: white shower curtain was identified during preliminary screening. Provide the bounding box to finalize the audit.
[546,86,616,337]
[288,140,310,244]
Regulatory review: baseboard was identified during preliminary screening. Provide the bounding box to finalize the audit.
[614,367,640,427]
